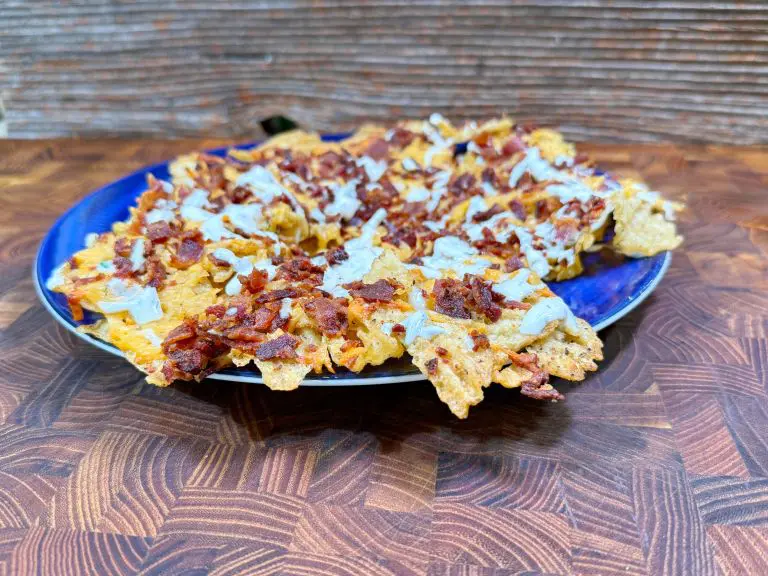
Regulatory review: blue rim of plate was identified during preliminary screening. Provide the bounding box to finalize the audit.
[34,136,671,386]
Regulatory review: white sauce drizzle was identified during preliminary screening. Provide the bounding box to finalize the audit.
[402,157,419,172]
[320,208,386,297]
[84,233,99,248]
[406,186,431,203]
[519,297,581,336]
[356,156,388,183]
[402,311,446,346]
[279,298,293,319]
[464,196,488,223]
[45,263,68,290]
[325,180,361,220]
[492,269,542,302]
[129,238,146,271]
[420,236,491,278]
[98,279,163,325]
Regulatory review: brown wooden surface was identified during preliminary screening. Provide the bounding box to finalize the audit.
[3,1,768,144]
[1,139,768,575]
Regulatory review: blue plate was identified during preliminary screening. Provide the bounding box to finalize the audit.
[34,137,670,386]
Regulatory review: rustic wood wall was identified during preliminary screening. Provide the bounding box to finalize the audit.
[2,1,767,143]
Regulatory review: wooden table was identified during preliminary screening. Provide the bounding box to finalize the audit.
[0,139,767,575]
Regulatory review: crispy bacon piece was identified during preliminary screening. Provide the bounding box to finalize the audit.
[303,297,348,336]
[365,138,390,161]
[481,167,499,186]
[535,198,562,220]
[206,304,227,318]
[504,256,524,273]
[171,230,204,269]
[345,279,396,302]
[208,253,231,267]
[239,269,269,295]
[472,204,504,223]
[279,153,312,181]
[435,346,449,358]
[276,257,324,285]
[113,256,134,278]
[255,333,300,360]
[508,351,564,401]
[73,274,105,287]
[425,357,439,375]
[509,199,527,221]
[114,237,133,257]
[356,178,399,220]
[146,221,174,244]
[145,257,167,288]
[391,323,405,335]
[255,288,298,303]
[450,173,476,196]
[228,186,251,204]
[501,136,526,156]
[167,349,205,375]
[470,331,490,352]
[316,151,349,179]
[162,320,197,352]
[467,276,502,322]
[432,279,470,320]
[387,128,416,148]
[326,247,348,266]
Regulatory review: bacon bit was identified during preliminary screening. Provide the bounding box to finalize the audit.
[113,237,133,257]
[435,346,449,358]
[387,127,416,148]
[509,199,527,221]
[365,138,390,161]
[207,253,231,267]
[425,357,439,375]
[383,227,418,248]
[228,185,252,204]
[535,198,562,220]
[316,151,348,179]
[146,221,173,244]
[239,269,269,295]
[167,349,205,375]
[470,331,490,352]
[504,256,524,272]
[162,320,197,352]
[67,296,84,322]
[113,256,134,278]
[432,279,470,320]
[467,275,502,322]
[206,304,227,318]
[255,333,300,360]
[279,153,312,181]
[303,297,348,336]
[145,257,167,288]
[481,167,500,186]
[508,351,563,401]
[73,274,104,287]
[255,288,298,303]
[326,247,348,266]
[356,178,399,220]
[449,173,476,196]
[472,203,504,223]
[501,136,526,156]
[518,121,539,134]
[554,219,579,243]
[503,299,531,311]
[345,279,396,303]
[276,257,324,284]
[171,230,204,269]
[391,323,405,335]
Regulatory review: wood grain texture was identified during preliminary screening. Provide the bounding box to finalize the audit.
[3,2,768,143]
[1,139,768,574]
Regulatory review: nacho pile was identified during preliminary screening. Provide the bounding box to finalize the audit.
[47,116,682,418]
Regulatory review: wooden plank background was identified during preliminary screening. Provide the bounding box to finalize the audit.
[2,1,767,143]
